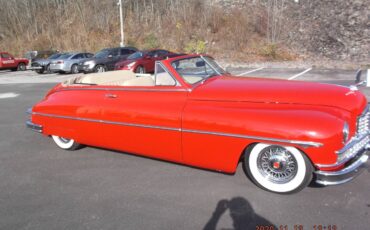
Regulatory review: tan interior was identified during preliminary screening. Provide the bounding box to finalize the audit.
[63,70,155,86]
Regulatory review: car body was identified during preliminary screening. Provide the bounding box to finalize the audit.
[49,52,93,74]
[0,52,29,71]
[114,49,180,73]
[78,47,138,73]
[27,54,369,194]
[30,53,64,74]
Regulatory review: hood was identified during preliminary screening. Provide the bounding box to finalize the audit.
[116,59,136,66]
[189,76,367,113]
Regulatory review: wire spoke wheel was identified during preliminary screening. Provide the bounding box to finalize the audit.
[244,143,313,194]
[257,146,298,184]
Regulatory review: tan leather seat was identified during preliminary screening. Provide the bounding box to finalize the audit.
[79,70,136,85]
[123,76,155,86]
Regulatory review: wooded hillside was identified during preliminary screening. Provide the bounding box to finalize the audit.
[0,0,368,63]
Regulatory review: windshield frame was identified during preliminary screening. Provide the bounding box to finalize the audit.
[170,55,228,85]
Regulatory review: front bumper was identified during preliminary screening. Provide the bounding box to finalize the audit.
[78,64,94,73]
[315,148,369,186]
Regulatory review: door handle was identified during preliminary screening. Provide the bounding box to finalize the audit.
[105,94,118,98]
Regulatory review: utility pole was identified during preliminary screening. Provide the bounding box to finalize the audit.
[118,0,125,47]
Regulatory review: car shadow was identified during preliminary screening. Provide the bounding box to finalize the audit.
[203,197,277,230]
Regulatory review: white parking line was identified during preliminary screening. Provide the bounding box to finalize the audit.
[0,92,19,99]
[288,68,312,80]
[237,67,264,76]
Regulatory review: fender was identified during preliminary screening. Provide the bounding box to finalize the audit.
[181,100,353,173]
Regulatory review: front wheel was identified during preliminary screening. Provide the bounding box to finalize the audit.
[17,63,27,71]
[135,66,146,74]
[52,135,82,151]
[244,143,313,194]
[94,65,106,73]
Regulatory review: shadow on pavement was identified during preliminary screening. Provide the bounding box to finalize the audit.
[203,197,277,230]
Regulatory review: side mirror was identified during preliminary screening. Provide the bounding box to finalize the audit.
[144,55,151,60]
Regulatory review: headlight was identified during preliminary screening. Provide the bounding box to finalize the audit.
[343,122,349,144]
[127,62,136,68]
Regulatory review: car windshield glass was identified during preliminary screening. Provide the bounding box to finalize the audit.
[171,56,227,85]
[58,53,73,59]
[94,50,111,58]
[48,53,61,59]
[127,51,144,60]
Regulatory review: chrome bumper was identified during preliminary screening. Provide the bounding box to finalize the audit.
[315,150,369,186]
[26,120,43,133]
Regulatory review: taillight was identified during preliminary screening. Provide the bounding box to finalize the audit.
[56,60,64,64]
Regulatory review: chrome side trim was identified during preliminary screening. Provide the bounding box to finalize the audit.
[31,112,323,148]
[31,112,181,132]
[56,87,191,93]
[182,129,323,148]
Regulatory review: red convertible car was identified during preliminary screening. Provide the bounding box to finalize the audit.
[114,49,179,73]
[27,54,369,193]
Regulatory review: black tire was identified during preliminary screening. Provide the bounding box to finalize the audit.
[36,68,45,74]
[17,63,26,71]
[71,64,79,74]
[94,65,106,73]
[51,135,82,151]
[243,143,313,194]
[45,64,52,74]
[135,66,146,74]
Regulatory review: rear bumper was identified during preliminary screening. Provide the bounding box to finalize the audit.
[315,150,369,185]
[26,120,43,133]
[50,63,70,72]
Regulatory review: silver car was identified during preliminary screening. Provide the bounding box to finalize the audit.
[49,52,93,74]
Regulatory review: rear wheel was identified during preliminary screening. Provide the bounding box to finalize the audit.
[244,143,313,194]
[71,64,79,74]
[17,63,26,71]
[51,135,82,150]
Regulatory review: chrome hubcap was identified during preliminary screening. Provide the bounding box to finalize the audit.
[98,66,105,72]
[257,146,297,184]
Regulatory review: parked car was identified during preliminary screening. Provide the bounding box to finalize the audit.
[26,54,369,194]
[78,47,137,73]
[30,53,65,74]
[0,52,29,71]
[24,50,59,62]
[49,52,93,74]
[114,49,180,73]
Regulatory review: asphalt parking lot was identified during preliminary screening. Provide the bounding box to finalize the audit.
[0,68,369,230]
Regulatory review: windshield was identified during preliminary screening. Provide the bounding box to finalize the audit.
[48,53,62,59]
[127,51,144,60]
[58,53,73,59]
[171,56,228,84]
[94,50,111,58]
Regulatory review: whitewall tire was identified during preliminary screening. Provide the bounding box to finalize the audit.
[244,143,313,194]
[52,135,81,151]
